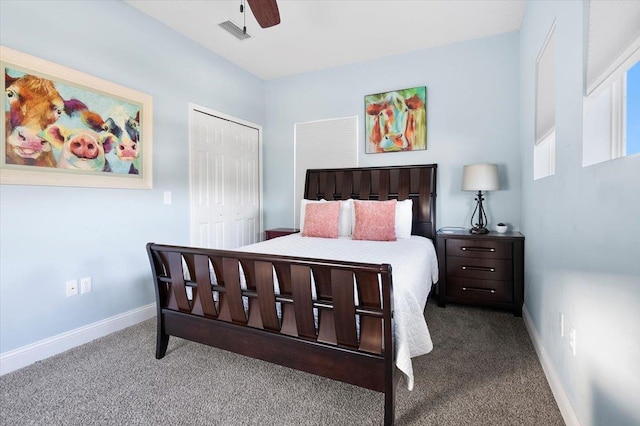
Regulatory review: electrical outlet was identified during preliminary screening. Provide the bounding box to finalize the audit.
[80,276,92,294]
[559,313,564,337]
[569,326,577,356]
[66,280,78,297]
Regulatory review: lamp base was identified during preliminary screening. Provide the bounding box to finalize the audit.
[469,226,489,234]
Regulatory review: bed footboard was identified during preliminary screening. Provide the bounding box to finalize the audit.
[146,242,398,425]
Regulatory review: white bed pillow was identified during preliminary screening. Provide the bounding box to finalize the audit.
[339,199,354,236]
[395,199,413,239]
[350,199,413,239]
[300,199,353,237]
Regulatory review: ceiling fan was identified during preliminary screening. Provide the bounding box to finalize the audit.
[219,0,280,40]
[244,0,280,29]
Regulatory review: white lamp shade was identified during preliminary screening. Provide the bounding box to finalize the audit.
[461,164,500,191]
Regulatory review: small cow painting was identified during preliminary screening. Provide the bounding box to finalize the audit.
[365,86,426,154]
[1,46,152,189]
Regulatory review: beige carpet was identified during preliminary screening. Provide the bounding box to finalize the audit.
[0,301,564,425]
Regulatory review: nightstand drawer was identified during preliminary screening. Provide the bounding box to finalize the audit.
[446,256,512,281]
[446,239,512,259]
[447,277,513,303]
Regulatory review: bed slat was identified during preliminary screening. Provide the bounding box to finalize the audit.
[243,260,263,329]
[317,309,337,345]
[167,252,191,313]
[274,263,297,336]
[255,261,280,331]
[157,252,177,311]
[315,265,337,345]
[290,264,316,339]
[193,254,218,318]
[379,169,390,200]
[341,170,353,198]
[398,168,410,200]
[419,167,432,221]
[181,254,202,316]
[359,170,372,199]
[356,271,383,354]
[331,269,358,348]
[311,266,331,300]
[219,258,247,324]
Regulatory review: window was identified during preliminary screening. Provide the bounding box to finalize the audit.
[582,0,640,166]
[294,117,358,227]
[534,132,556,180]
[626,61,640,156]
[534,22,556,180]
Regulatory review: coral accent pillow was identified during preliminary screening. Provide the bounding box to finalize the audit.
[299,199,326,233]
[352,200,397,241]
[301,201,340,238]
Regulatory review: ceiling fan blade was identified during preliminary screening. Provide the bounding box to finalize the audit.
[246,0,280,28]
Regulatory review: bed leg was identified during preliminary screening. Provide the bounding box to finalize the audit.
[384,370,399,425]
[384,390,395,426]
[155,315,169,359]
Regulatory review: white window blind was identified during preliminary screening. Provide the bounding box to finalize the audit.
[535,23,556,145]
[586,0,640,96]
[294,116,358,228]
[534,132,556,180]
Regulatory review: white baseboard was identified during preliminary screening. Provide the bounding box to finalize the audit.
[522,304,581,426]
[0,303,156,376]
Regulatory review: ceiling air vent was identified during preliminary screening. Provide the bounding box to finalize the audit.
[219,20,251,40]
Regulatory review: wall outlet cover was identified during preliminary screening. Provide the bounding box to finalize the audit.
[80,277,92,294]
[66,280,78,297]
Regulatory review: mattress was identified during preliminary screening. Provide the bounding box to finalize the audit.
[232,233,439,390]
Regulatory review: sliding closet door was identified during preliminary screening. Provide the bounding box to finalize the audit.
[190,107,261,249]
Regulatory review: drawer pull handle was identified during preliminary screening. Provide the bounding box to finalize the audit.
[461,266,496,272]
[461,247,496,252]
[462,287,496,294]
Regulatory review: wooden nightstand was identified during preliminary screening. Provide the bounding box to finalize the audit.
[436,229,525,317]
[265,228,300,240]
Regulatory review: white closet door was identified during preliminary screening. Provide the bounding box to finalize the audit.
[190,108,260,249]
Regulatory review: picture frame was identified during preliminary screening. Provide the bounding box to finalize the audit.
[1,46,153,189]
[364,86,427,154]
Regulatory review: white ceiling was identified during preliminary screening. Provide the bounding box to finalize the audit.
[126,0,525,80]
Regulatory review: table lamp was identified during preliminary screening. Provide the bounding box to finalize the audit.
[461,163,499,234]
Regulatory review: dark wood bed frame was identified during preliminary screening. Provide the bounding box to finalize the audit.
[146,164,437,425]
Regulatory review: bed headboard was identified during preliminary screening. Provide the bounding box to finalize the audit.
[304,164,437,240]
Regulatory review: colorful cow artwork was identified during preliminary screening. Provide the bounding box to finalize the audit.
[100,107,141,174]
[40,125,116,172]
[365,86,427,154]
[4,72,98,167]
[3,68,142,175]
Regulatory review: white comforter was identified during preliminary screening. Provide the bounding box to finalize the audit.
[232,234,439,390]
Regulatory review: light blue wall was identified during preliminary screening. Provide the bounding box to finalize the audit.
[0,0,264,353]
[520,1,640,425]
[263,32,521,231]
[4,1,637,424]
[1,4,522,352]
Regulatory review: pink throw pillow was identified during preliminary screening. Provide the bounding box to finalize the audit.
[352,200,397,241]
[301,201,340,238]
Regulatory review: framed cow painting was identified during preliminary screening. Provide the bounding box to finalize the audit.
[0,46,153,189]
[364,86,427,154]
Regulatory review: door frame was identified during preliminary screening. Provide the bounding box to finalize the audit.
[188,103,264,246]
